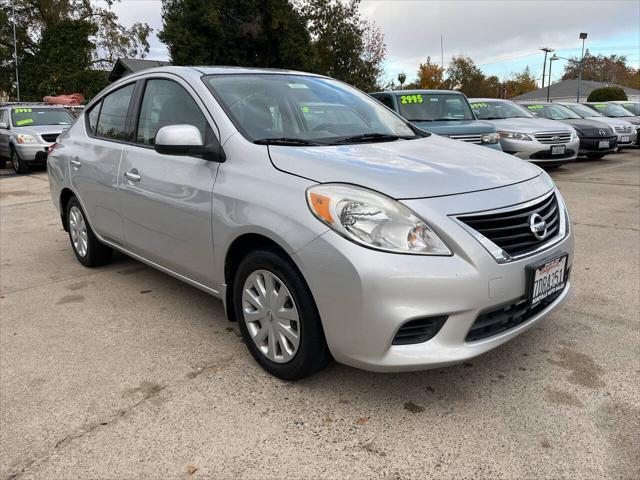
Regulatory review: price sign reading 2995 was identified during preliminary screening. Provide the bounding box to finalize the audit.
[400,94,423,104]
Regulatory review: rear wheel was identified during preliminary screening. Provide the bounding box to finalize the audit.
[10,146,29,174]
[233,248,331,380]
[66,197,113,267]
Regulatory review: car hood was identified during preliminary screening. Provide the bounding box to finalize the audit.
[557,118,615,135]
[13,124,70,135]
[616,116,640,125]
[411,120,496,136]
[268,134,541,199]
[483,117,573,133]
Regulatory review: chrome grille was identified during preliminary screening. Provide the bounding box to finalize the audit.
[614,125,632,133]
[457,193,561,258]
[449,134,482,144]
[534,132,571,144]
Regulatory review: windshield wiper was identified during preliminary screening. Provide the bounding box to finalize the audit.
[335,133,413,144]
[431,118,465,121]
[481,117,507,120]
[254,137,323,146]
[407,118,433,122]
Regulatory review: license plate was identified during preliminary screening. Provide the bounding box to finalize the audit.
[527,254,569,306]
[598,140,610,149]
[551,145,565,155]
[621,135,630,143]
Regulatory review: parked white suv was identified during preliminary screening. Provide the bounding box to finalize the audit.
[0,104,74,173]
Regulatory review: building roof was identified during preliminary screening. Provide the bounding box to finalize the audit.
[108,58,172,82]
[512,79,640,101]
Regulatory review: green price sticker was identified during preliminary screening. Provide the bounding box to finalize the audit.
[302,106,310,113]
[400,94,423,104]
[527,105,544,110]
[14,108,32,113]
[594,104,607,108]
[15,118,34,126]
[470,102,488,109]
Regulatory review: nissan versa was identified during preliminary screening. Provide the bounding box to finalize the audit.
[369,90,501,150]
[47,67,573,380]
[470,98,579,166]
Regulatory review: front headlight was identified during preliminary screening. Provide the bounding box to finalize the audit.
[16,134,38,144]
[306,184,451,255]
[481,132,500,144]
[497,131,533,141]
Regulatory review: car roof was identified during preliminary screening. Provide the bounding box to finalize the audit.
[371,89,462,96]
[467,98,509,102]
[134,65,324,77]
[1,103,70,109]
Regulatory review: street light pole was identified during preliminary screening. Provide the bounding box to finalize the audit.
[547,55,558,102]
[12,0,20,101]
[540,47,554,89]
[577,32,588,102]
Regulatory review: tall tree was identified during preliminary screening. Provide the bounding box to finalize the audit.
[502,66,537,98]
[300,0,386,91]
[0,0,150,100]
[416,56,445,89]
[159,0,311,70]
[561,52,640,89]
[445,55,493,97]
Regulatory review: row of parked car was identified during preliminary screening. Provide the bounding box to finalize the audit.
[370,90,640,167]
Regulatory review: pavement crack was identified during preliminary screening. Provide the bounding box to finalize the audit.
[6,385,167,479]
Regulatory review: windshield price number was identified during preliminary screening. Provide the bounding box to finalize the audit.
[470,102,488,109]
[13,108,33,114]
[401,95,423,104]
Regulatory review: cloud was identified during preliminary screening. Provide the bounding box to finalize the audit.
[360,0,639,79]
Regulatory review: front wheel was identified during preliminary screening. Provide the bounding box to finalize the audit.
[233,248,331,380]
[66,197,113,267]
[10,146,29,174]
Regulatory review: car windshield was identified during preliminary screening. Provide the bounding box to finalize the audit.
[618,102,640,115]
[563,103,603,118]
[524,103,581,120]
[470,100,534,120]
[397,93,475,121]
[203,74,417,144]
[11,107,73,126]
[589,103,634,117]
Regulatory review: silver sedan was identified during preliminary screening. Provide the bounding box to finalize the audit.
[48,67,574,379]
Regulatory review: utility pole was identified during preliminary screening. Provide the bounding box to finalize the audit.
[540,47,554,89]
[577,33,588,102]
[12,0,20,101]
[547,55,559,102]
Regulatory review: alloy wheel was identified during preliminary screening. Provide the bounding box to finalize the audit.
[241,270,300,363]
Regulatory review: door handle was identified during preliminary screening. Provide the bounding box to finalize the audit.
[124,169,141,182]
[70,159,81,168]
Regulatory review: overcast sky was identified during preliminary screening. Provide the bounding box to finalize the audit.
[106,0,640,86]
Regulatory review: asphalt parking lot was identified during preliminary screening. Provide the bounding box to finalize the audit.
[1,151,639,479]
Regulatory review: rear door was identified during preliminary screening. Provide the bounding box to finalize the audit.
[118,75,220,286]
[70,82,137,244]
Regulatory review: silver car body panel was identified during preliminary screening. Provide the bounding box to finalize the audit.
[48,67,574,372]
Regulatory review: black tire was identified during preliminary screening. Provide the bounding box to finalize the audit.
[586,153,607,160]
[233,248,331,380]
[10,146,29,174]
[66,196,113,267]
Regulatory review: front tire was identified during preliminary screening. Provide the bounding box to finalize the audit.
[233,248,331,380]
[10,146,29,174]
[66,197,113,267]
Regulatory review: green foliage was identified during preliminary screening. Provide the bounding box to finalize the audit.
[587,87,628,102]
[159,0,311,70]
[562,52,640,89]
[502,66,537,98]
[0,0,150,101]
[301,0,386,91]
[446,56,498,97]
[159,0,386,92]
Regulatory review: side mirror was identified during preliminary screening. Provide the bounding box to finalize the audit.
[0,121,8,129]
[154,124,225,162]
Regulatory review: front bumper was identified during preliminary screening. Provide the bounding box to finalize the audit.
[501,136,579,164]
[294,180,574,372]
[14,143,50,163]
[578,135,618,155]
[615,131,638,147]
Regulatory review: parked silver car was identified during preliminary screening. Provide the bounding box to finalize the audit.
[557,102,638,147]
[0,104,74,173]
[583,102,640,146]
[469,99,579,166]
[48,67,574,379]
